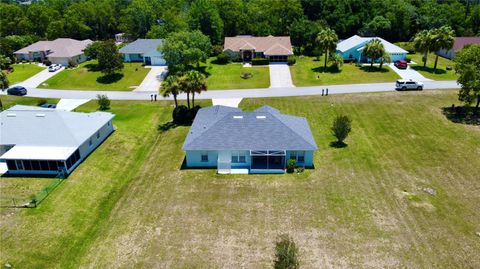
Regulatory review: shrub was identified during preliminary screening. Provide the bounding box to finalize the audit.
[172,105,195,124]
[329,53,344,71]
[296,166,305,173]
[68,59,78,68]
[97,94,110,111]
[43,59,52,66]
[37,99,47,106]
[286,159,296,173]
[0,71,9,90]
[211,45,224,56]
[240,72,252,79]
[232,55,242,62]
[405,56,412,63]
[252,58,269,65]
[273,234,299,269]
[216,52,230,64]
[287,56,296,66]
[331,115,352,144]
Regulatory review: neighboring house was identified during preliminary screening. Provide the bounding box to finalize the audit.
[182,105,317,174]
[0,105,114,176]
[119,39,165,66]
[223,35,294,62]
[115,33,129,44]
[436,37,480,59]
[14,38,93,66]
[336,35,407,63]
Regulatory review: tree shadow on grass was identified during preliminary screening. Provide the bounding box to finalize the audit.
[442,106,480,125]
[330,141,348,148]
[85,63,102,72]
[311,65,341,74]
[158,121,178,133]
[412,65,448,75]
[96,73,123,84]
[359,66,390,73]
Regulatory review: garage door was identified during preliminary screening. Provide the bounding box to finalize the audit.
[151,56,166,66]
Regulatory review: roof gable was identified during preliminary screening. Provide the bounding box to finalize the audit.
[224,36,293,55]
[14,38,93,57]
[183,106,317,151]
[337,35,407,54]
[119,39,163,54]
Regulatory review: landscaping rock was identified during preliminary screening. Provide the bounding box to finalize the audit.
[476,232,480,238]
[4,263,12,268]
[423,187,436,196]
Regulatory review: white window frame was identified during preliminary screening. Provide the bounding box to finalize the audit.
[89,138,93,147]
[231,151,247,163]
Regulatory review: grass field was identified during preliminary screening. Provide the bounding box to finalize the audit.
[5,64,45,84]
[410,53,457,80]
[38,60,149,91]
[200,58,270,90]
[290,56,400,87]
[1,90,479,268]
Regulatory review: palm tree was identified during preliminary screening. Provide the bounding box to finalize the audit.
[315,28,339,70]
[363,39,385,69]
[430,26,455,72]
[413,30,432,67]
[379,52,391,69]
[160,75,180,108]
[183,70,207,108]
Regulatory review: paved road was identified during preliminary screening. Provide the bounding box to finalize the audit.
[4,80,459,101]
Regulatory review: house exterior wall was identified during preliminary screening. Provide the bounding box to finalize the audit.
[124,53,144,62]
[49,54,88,66]
[144,50,166,65]
[338,45,406,63]
[185,150,315,170]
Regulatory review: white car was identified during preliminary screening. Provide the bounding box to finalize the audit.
[395,79,424,91]
[48,64,61,72]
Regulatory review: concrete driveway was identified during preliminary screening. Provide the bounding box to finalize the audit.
[134,66,168,92]
[269,64,294,88]
[388,63,431,81]
[15,67,65,88]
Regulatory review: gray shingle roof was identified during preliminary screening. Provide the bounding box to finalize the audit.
[0,105,114,148]
[119,39,163,54]
[183,105,317,151]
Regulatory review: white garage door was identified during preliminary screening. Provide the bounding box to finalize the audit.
[151,56,166,66]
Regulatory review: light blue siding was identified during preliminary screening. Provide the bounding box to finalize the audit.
[124,53,143,62]
[337,43,406,63]
[185,150,218,167]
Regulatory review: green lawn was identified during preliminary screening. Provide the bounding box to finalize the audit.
[38,60,150,91]
[200,58,270,90]
[290,56,400,87]
[5,64,45,84]
[1,91,479,268]
[410,53,458,80]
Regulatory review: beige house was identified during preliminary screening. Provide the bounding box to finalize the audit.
[436,37,480,60]
[14,38,93,66]
[223,35,293,62]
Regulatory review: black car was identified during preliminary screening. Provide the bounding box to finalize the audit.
[40,103,57,108]
[7,86,27,96]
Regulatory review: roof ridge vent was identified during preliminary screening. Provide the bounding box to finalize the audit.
[6,113,16,117]
[36,113,46,117]
[256,115,266,119]
[233,115,243,119]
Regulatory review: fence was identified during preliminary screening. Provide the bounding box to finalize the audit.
[0,172,65,208]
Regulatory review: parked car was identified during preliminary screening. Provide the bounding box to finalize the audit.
[48,64,61,72]
[6,86,27,96]
[40,103,57,108]
[395,80,424,91]
[394,60,408,69]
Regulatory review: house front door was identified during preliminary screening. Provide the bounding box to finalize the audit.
[243,50,252,62]
[144,56,151,65]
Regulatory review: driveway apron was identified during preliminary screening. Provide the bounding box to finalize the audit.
[269,64,294,88]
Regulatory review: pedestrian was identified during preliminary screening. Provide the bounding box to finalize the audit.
[326,88,329,96]
[154,94,157,101]
[322,89,324,96]
[150,94,153,101]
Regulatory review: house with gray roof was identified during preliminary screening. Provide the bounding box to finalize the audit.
[0,105,114,176]
[182,105,317,174]
[336,35,407,63]
[14,38,93,66]
[119,39,165,66]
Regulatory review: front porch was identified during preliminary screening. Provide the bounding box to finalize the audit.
[217,150,286,174]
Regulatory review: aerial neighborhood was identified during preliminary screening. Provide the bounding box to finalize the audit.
[0,0,479,268]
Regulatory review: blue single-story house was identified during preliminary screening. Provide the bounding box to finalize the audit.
[182,105,318,174]
[119,39,166,66]
[336,35,407,63]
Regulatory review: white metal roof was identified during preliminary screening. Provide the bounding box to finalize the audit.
[0,146,77,160]
[337,35,407,54]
